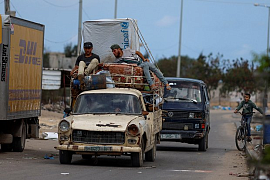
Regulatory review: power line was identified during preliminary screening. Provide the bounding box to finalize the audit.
[45,34,77,44]
[42,0,78,8]
[82,7,90,19]
[10,1,22,17]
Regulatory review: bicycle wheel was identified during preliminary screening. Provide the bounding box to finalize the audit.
[235,126,246,151]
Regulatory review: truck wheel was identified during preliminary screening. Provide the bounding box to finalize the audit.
[59,150,72,164]
[13,122,26,152]
[1,144,13,152]
[145,135,156,162]
[198,132,208,151]
[131,138,144,167]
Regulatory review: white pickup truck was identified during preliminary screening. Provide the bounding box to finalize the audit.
[55,87,162,167]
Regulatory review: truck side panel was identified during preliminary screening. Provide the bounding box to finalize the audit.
[0,15,44,120]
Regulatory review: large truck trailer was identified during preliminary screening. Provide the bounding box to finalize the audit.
[0,15,44,152]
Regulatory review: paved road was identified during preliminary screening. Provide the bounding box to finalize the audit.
[0,110,249,180]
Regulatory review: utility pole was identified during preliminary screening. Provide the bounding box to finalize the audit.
[176,0,183,77]
[77,0,82,57]
[114,0,118,19]
[4,0,10,15]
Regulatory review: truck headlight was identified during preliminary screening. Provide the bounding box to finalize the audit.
[59,120,70,132]
[127,124,140,136]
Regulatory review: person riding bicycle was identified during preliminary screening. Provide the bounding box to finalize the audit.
[234,93,263,142]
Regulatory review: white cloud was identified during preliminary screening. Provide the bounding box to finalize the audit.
[156,15,179,27]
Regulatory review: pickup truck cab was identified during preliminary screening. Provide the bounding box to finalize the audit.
[55,88,162,167]
[161,78,210,151]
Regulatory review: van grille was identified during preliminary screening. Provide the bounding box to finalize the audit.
[162,122,193,130]
[72,130,125,144]
[167,112,189,118]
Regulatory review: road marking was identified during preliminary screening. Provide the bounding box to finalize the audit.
[168,170,212,173]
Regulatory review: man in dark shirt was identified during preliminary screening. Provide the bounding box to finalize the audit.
[70,42,100,84]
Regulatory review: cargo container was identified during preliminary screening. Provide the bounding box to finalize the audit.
[0,15,44,152]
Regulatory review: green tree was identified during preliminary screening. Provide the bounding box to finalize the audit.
[189,53,222,94]
[64,43,77,57]
[157,55,195,77]
[43,47,50,68]
[221,58,258,94]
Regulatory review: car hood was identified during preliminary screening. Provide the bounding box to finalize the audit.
[70,114,141,132]
[162,101,203,111]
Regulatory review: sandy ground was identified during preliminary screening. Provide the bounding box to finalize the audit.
[39,110,64,138]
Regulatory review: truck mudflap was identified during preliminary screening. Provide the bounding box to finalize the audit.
[55,145,141,153]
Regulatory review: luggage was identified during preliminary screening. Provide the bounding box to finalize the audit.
[101,63,162,91]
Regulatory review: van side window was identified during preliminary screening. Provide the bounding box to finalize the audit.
[203,86,209,102]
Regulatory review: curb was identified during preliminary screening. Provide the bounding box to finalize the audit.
[233,122,260,161]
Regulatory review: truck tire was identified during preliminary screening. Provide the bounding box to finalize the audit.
[59,150,72,164]
[131,138,144,167]
[13,122,26,152]
[198,132,208,151]
[145,135,156,162]
[1,144,13,152]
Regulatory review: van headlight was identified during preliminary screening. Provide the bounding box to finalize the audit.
[59,120,70,132]
[189,112,202,119]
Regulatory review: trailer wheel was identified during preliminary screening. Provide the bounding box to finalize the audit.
[59,150,72,164]
[13,122,26,152]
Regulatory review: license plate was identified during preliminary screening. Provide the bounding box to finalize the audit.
[84,146,112,151]
[161,134,181,139]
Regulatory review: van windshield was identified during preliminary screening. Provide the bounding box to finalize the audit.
[164,81,202,103]
[73,93,142,115]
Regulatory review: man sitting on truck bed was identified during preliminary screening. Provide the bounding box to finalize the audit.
[70,42,100,86]
[110,44,171,90]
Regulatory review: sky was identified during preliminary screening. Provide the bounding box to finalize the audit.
[2,0,270,62]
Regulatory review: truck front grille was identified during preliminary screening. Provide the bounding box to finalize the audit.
[72,130,125,144]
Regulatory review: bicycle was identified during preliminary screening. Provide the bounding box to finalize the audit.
[235,112,255,151]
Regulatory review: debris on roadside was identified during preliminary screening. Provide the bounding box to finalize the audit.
[61,173,69,175]
[44,154,55,160]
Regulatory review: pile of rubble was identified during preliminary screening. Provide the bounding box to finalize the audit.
[41,102,69,113]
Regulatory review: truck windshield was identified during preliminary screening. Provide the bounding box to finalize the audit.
[164,81,202,103]
[73,93,142,115]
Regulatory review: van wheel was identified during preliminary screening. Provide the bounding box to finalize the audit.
[59,150,72,164]
[13,122,26,152]
[198,132,208,151]
[145,135,156,162]
[131,138,144,167]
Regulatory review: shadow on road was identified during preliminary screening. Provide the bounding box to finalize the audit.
[157,144,199,152]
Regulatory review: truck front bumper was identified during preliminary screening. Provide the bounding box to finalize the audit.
[55,144,141,154]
